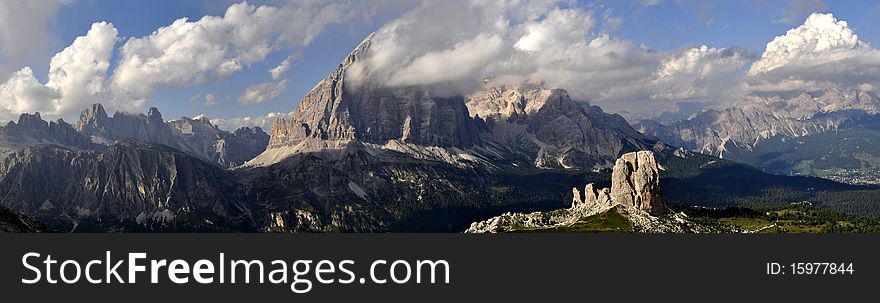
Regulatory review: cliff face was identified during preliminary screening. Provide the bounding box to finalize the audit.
[258,34,651,171]
[72,103,268,168]
[267,34,483,151]
[574,151,664,214]
[469,84,651,169]
[0,140,254,231]
[76,104,178,147]
[168,116,269,168]
[1,113,96,150]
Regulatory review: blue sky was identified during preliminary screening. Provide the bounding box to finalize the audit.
[2,0,880,129]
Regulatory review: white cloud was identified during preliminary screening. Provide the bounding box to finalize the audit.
[348,2,880,110]
[747,13,880,92]
[204,93,216,106]
[515,9,594,53]
[0,0,64,82]
[347,1,664,102]
[0,22,117,122]
[46,21,119,115]
[600,9,623,32]
[0,1,373,122]
[210,111,287,131]
[0,67,60,121]
[239,79,287,105]
[385,33,505,91]
[649,45,750,101]
[110,1,347,104]
[270,55,294,80]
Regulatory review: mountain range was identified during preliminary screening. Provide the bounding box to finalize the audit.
[2,34,880,232]
[637,88,880,185]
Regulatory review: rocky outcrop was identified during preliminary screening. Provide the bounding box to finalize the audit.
[571,151,664,214]
[572,183,612,210]
[470,151,666,233]
[611,151,663,213]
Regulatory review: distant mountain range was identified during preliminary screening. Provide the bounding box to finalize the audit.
[636,88,880,185]
[2,34,880,233]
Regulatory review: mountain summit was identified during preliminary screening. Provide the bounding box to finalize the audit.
[252,33,652,170]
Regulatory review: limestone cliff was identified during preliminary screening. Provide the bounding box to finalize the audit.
[571,151,663,214]
[469,84,651,169]
[266,34,482,150]
[73,103,268,168]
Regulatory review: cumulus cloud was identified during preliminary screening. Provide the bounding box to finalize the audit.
[239,79,288,105]
[0,1,373,122]
[345,0,751,106]
[346,0,666,102]
[649,45,750,101]
[514,8,595,53]
[747,13,880,92]
[0,67,60,119]
[0,0,64,82]
[0,22,117,122]
[348,2,880,109]
[110,1,349,105]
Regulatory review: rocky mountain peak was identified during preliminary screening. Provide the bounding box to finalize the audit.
[147,107,163,121]
[640,87,880,160]
[465,83,556,120]
[2,112,95,150]
[257,33,651,170]
[468,83,650,169]
[14,113,47,129]
[76,103,109,131]
[265,32,483,154]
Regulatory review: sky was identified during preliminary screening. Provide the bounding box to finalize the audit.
[2,0,880,130]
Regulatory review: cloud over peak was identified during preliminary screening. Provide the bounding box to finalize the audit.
[345,0,746,105]
[345,0,661,101]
